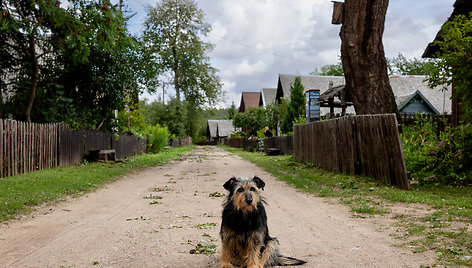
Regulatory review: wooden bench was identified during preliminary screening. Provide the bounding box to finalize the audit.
[266,148,281,156]
[98,149,116,161]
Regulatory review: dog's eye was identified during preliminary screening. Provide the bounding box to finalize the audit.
[250,187,256,191]
[237,188,244,192]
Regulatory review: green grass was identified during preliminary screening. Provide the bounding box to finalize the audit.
[0,146,195,221]
[223,146,472,266]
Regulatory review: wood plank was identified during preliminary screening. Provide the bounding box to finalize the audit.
[0,120,3,178]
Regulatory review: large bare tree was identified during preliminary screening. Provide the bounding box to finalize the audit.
[338,0,400,119]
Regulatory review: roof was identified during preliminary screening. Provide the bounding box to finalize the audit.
[423,0,472,58]
[389,75,451,114]
[396,90,440,115]
[276,74,452,115]
[239,92,262,112]
[276,74,352,115]
[261,88,277,107]
[207,120,234,138]
[276,74,346,101]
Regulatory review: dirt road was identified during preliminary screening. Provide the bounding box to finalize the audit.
[0,147,434,267]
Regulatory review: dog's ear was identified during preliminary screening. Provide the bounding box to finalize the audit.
[252,176,265,190]
[223,177,237,191]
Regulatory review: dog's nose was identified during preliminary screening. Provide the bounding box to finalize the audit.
[245,195,253,204]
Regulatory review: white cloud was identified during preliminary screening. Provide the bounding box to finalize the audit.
[132,0,457,107]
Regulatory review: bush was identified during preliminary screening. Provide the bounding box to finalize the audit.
[401,119,472,186]
[143,124,170,154]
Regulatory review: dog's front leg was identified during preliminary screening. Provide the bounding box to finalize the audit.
[241,247,263,268]
[220,243,234,268]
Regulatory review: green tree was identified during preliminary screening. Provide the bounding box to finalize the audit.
[141,0,222,137]
[0,0,126,122]
[265,100,287,134]
[390,53,434,76]
[311,61,344,76]
[232,107,267,137]
[427,12,472,121]
[227,102,237,120]
[281,76,305,134]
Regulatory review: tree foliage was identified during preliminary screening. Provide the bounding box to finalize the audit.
[314,53,433,77]
[281,76,305,134]
[0,0,129,123]
[311,61,344,76]
[141,0,222,137]
[427,12,472,121]
[390,53,434,76]
[1,0,141,130]
[233,107,267,137]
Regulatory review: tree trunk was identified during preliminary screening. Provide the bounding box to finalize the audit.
[340,0,401,121]
[24,34,39,123]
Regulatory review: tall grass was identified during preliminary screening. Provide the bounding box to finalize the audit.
[401,119,472,186]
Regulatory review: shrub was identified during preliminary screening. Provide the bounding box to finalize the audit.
[143,124,170,154]
[401,118,472,186]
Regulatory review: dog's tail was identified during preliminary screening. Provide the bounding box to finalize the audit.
[275,255,307,266]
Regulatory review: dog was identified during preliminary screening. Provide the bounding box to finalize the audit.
[220,176,306,268]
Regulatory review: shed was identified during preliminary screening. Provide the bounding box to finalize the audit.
[206,120,235,143]
[239,92,262,112]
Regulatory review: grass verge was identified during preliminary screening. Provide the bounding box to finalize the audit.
[0,146,195,222]
[223,146,472,266]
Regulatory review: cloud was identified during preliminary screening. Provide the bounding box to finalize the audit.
[131,0,456,107]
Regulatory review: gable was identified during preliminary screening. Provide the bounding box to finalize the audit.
[239,92,262,112]
[396,90,440,115]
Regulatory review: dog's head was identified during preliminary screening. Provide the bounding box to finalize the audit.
[223,176,265,212]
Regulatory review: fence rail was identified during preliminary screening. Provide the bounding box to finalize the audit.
[1,119,147,178]
[293,114,409,190]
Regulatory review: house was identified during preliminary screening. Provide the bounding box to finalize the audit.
[396,90,440,115]
[206,120,235,143]
[389,75,451,115]
[239,92,262,112]
[275,74,451,116]
[276,74,352,116]
[422,0,470,125]
[260,88,277,107]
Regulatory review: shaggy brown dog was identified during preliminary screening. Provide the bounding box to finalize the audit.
[220,176,306,268]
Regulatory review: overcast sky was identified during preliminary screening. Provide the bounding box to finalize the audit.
[126,0,456,108]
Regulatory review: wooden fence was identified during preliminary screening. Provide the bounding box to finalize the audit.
[1,119,147,178]
[264,135,293,155]
[293,114,410,190]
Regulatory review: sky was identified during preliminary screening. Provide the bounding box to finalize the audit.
[124,0,456,108]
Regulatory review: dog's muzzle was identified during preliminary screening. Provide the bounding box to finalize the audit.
[245,193,253,205]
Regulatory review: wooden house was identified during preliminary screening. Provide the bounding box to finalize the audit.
[276,74,451,117]
[239,92,262,112]
[206,120,236,143]
[396,90,440,115]
[260,88,277,107]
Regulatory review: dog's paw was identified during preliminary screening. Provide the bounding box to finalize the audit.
[220,262,234,268]
[245,265,263,268]
[242,261,263,268]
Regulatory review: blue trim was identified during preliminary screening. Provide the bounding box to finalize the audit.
[398,90,440,115]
